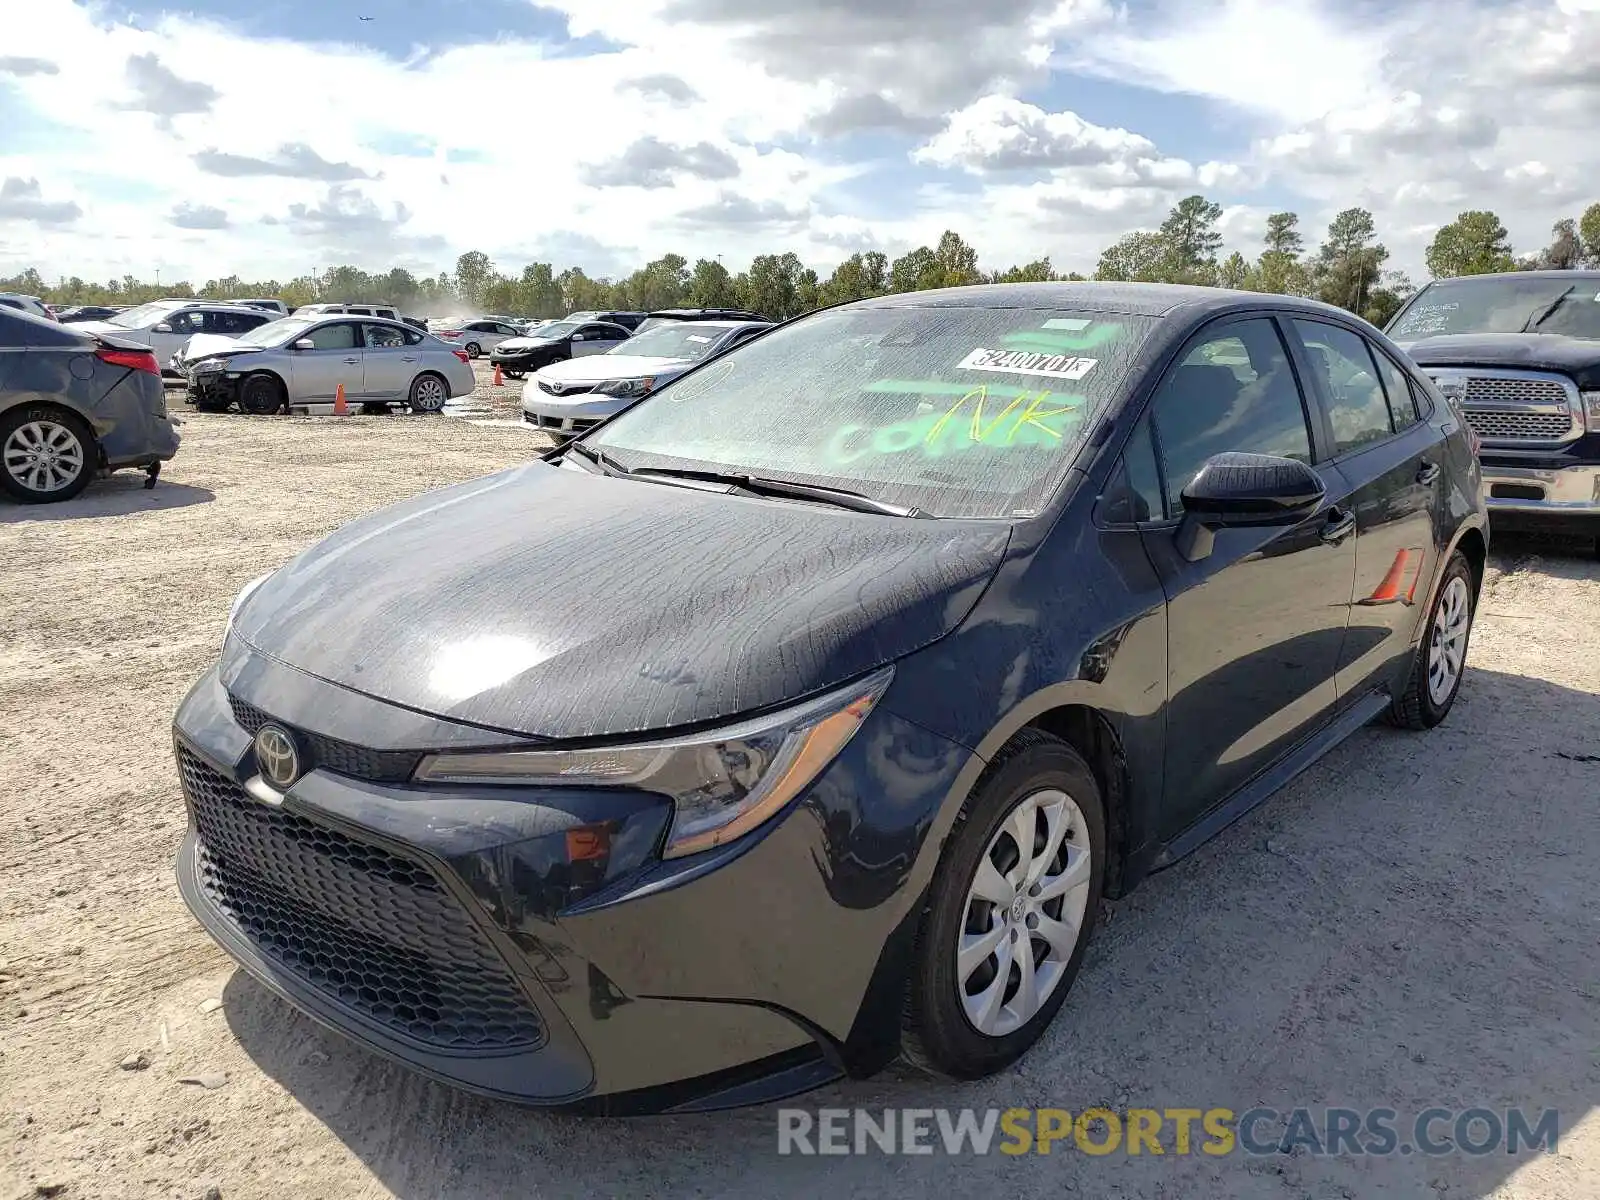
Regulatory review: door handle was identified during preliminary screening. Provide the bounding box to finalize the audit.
[1320,507,1357,545]
[1416,460,1441,485]
[342,357,361,365]
[401,355,416,362]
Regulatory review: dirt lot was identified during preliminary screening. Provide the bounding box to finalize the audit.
[3,398,1599,1200]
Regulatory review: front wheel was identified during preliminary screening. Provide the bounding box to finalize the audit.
[902,730,1105,1079]
[409,373,449,413]
[239,373,285,415]
[1389,549,1476,729]
[0,406,95,503]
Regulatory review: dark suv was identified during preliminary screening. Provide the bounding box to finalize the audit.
[173,284,1485,1115]
[634,307,767,333]
[1388,270,1600,546]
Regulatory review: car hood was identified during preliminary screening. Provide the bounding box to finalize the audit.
[1398,333,1600,388]
[231,462,1010,740]
[534,354,687,384]
[179,333,241,361]
[495,336,559,353]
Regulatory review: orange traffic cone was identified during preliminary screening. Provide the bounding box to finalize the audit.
[1361,549,1410,605]
[492,363,504,387]
[333,383,348,415]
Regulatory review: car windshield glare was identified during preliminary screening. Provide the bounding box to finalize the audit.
[234,317,309,347]
[608,324,728,360]
[590,305,1154,519]
[110,301,184,328]
[1391,277,1600,341]
[533,321,579,341]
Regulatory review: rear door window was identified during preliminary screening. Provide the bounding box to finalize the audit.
[1291,319,1394,454]
[1371,346,1421,431]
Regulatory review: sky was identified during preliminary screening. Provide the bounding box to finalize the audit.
[0,0,1597,286]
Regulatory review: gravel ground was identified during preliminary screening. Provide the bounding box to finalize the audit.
[2,394,1598,1200]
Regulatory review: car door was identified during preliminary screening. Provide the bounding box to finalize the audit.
[1133,315,1360,836]
[1287,318,1445,701]
[153,310,203,364]
[287,320,365,403]
[358,322,415,401]
[573,323,625,356]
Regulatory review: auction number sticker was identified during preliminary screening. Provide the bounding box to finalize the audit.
[957,347,1097,382]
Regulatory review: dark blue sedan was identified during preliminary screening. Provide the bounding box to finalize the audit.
[172,283,1487,1113]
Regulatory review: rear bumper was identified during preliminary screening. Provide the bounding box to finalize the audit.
[1481,460,1600,530]
[170,652,970,1111]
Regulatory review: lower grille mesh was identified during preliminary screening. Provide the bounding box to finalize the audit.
[179,748,544,1051]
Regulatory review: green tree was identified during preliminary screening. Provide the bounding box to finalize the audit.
[1579,202,1600,268]
[1263,211,1304,257]
[1218,251,1250,289]
[888,245,940,293]
[1313,208,1388,315]
[1159,194,1224,283]
[1532,219,1581,270]
[1094,231,1171,282]
[990,257,1055,284]
[454,250,493,308]
[517,262,564,317]
[820,252,889,304]
[933,230,982,288]
[1364,270,1415,328]
[687,258,736,308]
[737,252,805,319]
[1425,210,1515,278]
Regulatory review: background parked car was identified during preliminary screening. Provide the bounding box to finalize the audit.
[633,307,767,333]
[433,318,525,359]
[0,305,179,503]
[54,305,128,323]
[234,299,289,316]
[290,302,428,333]
[488,319,632,378]
[521,318,771,440]
[182,315,474,415]
[70,301,279,379]
[560,310,647,332]
[0,293,57,323]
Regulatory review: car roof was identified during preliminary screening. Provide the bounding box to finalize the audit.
[850,281,1371,322]
[1412,270,1600,284]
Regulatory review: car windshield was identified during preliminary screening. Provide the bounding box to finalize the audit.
[233,317,311,347]
[589,304,1155,519]
[608,323,735,360]
[1390,277,1600,341]
[532,321,579,341]
[109,301,184,328]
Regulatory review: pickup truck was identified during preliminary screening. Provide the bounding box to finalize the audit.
[1388,269,1600,550]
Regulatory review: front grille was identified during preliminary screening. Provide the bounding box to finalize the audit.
[1461,376,1570,407]
[179,748,544,1051]
[228,693,422,783]
[538,381,595,397]
[1462,408,1574,441]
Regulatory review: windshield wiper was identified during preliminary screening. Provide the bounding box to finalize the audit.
[563,440,629,477]
[627,466,929,517]
[1520,285,1576,333]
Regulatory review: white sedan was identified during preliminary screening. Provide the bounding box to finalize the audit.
[520,319,770,439]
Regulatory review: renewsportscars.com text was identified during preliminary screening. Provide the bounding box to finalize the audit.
[776,1106,1560,1158]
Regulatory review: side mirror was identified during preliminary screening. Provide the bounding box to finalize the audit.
[1174,452,1326,562]
[571,333,586,342]
[152,322,173,333]
[292,338,316,351]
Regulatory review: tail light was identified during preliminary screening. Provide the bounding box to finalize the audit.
[452,349,470,363]
[442,330,462,338]
[96,347,160,375]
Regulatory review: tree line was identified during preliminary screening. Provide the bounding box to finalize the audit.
[7,199,1599,327]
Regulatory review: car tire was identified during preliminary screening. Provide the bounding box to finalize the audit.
[409,373,449,413]
[901,729,1106,1080]
[239,373,285,415]
[0,404,96,504]
[465,342,482,359]
[1389,548,1475,730]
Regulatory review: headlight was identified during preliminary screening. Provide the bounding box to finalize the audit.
[413,666,893,858]
[592,376,655,398]
[1583,391,1600,428]
[194,359,225,373]
[223,572,273,649]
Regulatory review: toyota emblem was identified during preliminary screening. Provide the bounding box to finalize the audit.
[253,724,301,790]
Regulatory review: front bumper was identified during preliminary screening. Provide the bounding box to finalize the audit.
[490,351,553,371]
[186,369,243,409]
[171,649,973,1112]
[1480,459,1600,530]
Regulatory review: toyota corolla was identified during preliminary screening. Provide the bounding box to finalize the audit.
[173,283,1486,1115]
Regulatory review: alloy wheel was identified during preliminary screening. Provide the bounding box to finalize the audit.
[956,788,1093,1038]
[1427,575,1471,705]
[412,376,448,412]
[3,419,85,495]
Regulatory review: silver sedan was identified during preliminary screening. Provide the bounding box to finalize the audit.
[181,315,476,414]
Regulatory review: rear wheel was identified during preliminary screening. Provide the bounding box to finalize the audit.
[409,373,449,413]
[0,406,95,504]
[902,730,1105,1079]
[465,342,482,359]
[1389,549,1475,729]
[239,373,285,415]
